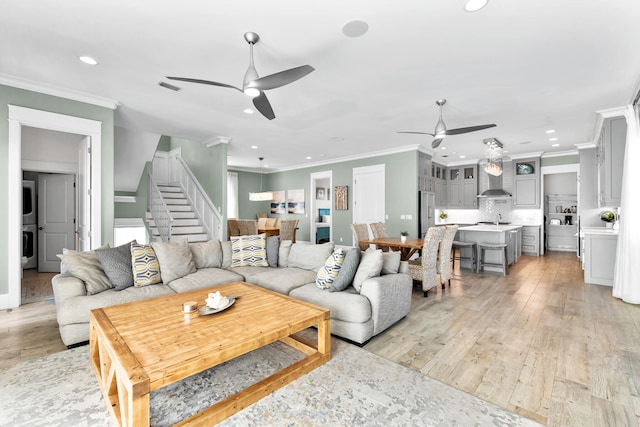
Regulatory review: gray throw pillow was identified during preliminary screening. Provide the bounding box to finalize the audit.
[151,239,197,284]
[381,251,401,275]
[278,240,293,267]
[288,242,334,271]
[353,248,384,292]
[57,249,113,295]
[95,241,135,291]
[221,241,233,268]
[330,247,361,292]
[266,236,280,268]
[189,240,222,269]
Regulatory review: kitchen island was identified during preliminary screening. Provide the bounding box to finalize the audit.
[457,224,523,272]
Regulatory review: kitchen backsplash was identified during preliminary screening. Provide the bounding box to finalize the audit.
[439,202,543,226]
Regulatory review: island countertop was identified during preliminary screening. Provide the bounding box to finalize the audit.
[458,224,523,233]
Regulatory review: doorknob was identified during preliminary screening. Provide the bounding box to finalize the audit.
[38,227,43,230]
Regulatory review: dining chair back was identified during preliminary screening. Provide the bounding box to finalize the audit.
[437,225,459,288]
[369,222,389,251]
[350,223,370,251]
[279,219,299,242]
[265,218,277,227]
[408,226,445,297]
[257,217,268,229]
[237,219,259,236]
[227,218,240,239]
[257,213,268,219]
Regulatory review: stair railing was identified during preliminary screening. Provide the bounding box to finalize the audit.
[148,173,174,242]
[167,153,222,241]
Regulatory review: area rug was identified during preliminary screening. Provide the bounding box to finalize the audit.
[0,336,542,427]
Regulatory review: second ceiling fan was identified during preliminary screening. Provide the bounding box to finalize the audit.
[399,99,496,148]
[167,32,314,120]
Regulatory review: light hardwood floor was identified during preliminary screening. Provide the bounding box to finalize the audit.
[1,252,639,426]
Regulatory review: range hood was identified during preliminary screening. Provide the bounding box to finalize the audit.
[477,164,512,198]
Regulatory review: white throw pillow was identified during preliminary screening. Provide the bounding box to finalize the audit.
[151,239,197,284]
[353,248,384,292]
[381,251,401,275]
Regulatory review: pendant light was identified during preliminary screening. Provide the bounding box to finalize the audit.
[249,157,274,201]
[483,138,504,177]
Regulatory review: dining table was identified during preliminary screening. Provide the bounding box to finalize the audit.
[258,226,280,238]
[358,237,424,261]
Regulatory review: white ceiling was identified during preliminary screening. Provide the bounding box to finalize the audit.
[2,0,640,172]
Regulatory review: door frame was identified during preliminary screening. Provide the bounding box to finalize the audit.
[309,171,333,244]
[7,105,102,308]
[352,164,386,245]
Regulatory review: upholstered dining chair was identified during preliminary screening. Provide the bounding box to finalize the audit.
[279,219,299,242]
[369,222,389,251]
[257,217,268,229]
[437,225,459,289]
[237,219,259,236]
[408,226,446,297]
[265,218,277,227]
[227,218,240,239]
[350,223,370,251]
[257,213,268,219]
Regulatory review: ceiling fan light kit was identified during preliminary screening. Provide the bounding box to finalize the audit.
[167,32,314,120]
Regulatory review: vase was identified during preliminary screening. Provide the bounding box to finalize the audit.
[401,236,407,243]
[605,222,613,229]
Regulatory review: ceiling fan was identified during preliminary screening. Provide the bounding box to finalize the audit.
[166,32,314,120]
[399,99,496,148]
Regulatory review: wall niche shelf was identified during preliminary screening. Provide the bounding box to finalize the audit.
[546,194,578,251]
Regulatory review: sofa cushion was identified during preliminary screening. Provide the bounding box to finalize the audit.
[331,248,361,292]
[166,268,244,293]
[353,248,384,292]
[316,248,346,290]
[95,242,135,291]
[189,240,222,269]
[231,234,268,267]
[57,284,175,325]
[151,239,197,284]
[57,249,113,295]
[288,242,334,271]
[278,240,293,267]
[131,242,162,287]
[289,284,372,323]
[382,251,401,275]
[246,267,318,295]
[266,236,280,268]
[221,241,232,268]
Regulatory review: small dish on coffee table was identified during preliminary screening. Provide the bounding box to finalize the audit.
[198,297,236,315]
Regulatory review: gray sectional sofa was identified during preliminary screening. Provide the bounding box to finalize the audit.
[52,238,412,347]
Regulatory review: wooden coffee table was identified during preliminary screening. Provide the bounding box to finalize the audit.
[89,281,331,426]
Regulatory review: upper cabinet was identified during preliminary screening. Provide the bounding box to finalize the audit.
[432,162,447,207]
[447,165,477,208]
[598,116,626,207]
[418,152,433,192]
[513,157,540,209]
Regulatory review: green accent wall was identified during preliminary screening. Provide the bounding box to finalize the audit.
[541,155,579,166]
[0,84,115,296]
[114,162,152,219]
[235,150,419,243]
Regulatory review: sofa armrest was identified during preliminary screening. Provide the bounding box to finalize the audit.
[52,274,87,310]
[359,273,412,335]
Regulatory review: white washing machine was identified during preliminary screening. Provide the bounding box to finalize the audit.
[23,224,37,269]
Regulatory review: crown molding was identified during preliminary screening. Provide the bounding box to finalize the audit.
[541,149,578,158]
[574,142,597,150]
[203,136,232,148]
[0,73,120,109]
[508,151,544,160]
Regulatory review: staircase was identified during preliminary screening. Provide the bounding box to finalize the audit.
[146,184,209,242]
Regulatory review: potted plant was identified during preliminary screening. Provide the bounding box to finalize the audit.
[439,211,448,223]
[600,210,615,229]
[400,231,408,243]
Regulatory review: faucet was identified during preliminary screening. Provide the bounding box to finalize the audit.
[495,213,502,226]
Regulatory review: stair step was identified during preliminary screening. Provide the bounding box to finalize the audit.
[165,198,188,205]
[170,211,197,219]
[161,192,186,199]
[148,218,201,227]
[153,234,209,243]
[157,185,182,193]
[167,205,193,212]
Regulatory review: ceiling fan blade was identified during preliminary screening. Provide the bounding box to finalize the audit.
[252,92,275,120]
[432,138,445,149]
[246,65,315,91]
[445,124,496,136]
[166,76,242,92]
[398,131,436,136]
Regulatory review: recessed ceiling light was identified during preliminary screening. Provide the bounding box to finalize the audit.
[306,156,312,160]
[243,109,254,114]
[551,143,560,147]
[342,20,369,38]
[440,146,447,150]
[459,155,467,159]
[549,137,558,141]
[251,145,258,149]
[79,55,98,65]
[546,129,556,134]
[520,141,532,145]
[464,0,489,12]
[264,164,269,168]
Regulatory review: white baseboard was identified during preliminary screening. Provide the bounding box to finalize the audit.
[0,293,9,310]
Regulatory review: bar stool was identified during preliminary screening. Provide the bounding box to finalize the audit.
[476,243,508,276]
[451,241,477,272]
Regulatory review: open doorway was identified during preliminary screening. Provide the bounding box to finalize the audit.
[541,163,580,256]
[7,105,102,309]
[310,171,332,244]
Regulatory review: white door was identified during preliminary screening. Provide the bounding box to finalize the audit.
[352,164,385,245]
[37,174,75,272]
[77,137,92,251]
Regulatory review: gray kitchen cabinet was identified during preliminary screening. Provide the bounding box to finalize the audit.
[432,162,447,207]
[598,116,626,207]
[418,152,433,192]
[583,231,618,286]
[447,165,477,208]
[513,157,540,209]
[521,225,540,256]
[579,147,598,210]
